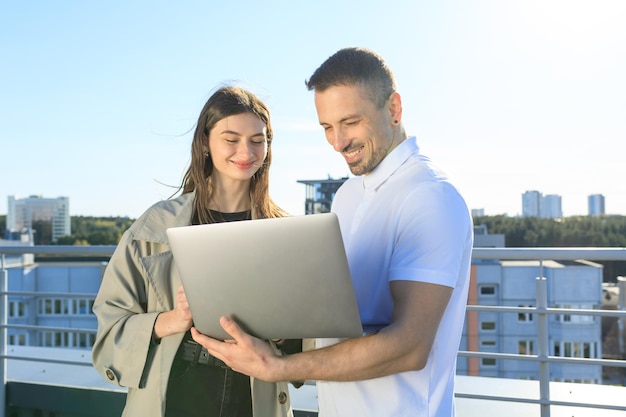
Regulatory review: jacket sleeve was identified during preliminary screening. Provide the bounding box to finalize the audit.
[91,229,161,389]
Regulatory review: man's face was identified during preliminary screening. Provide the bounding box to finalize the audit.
[314,84,394,176]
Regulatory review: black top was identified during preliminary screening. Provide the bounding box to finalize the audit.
[192,209,252,225]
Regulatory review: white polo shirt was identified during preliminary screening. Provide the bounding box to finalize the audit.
[316,136,473,417]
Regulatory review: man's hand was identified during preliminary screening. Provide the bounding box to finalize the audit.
[190,316,283,382]
[191,281,452,384]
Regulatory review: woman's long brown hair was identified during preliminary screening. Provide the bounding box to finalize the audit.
[178,85,287,223]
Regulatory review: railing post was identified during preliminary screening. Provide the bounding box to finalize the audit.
[1,255,7,417]
[536,275,550,417]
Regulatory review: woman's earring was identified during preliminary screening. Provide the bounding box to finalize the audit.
[204,152,209,158]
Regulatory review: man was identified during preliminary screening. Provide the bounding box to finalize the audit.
[192,47,473,417]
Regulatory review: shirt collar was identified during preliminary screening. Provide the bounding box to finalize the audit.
[362,136,419,191]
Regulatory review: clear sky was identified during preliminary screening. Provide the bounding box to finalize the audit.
[2,0,625,219]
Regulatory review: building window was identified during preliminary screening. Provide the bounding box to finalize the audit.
[71,332,96,348]
[557,304,594,324]
[40,331,70,347]
[9,333,27,346]
[518,340,535,355]
[480,285,496,296]
[481,321,496,331]
[517,305,534,322]
[9,301,27,318]
[481,340,497,347]
[553,341,597,359]
[38,298,69,315]
[71,298,95,315]
[481,358,497,366]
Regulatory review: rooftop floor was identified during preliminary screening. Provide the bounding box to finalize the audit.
[6,346,625,417]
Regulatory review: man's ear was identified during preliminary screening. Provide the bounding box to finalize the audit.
[388,92,403,125]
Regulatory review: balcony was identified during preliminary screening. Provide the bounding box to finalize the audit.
[1,246,626,416]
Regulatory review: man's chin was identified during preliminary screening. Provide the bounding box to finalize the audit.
[348,162,372,176]
[348,164,363,176]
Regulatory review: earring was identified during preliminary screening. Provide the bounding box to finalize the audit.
[204,152,209,158]
[393,120,399,125]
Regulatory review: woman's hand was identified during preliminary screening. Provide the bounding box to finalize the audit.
[153,284,194,340]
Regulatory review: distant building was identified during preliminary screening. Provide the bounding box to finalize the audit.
[471,208,485,218]
[473,224,505,248]
[4,254,102,348]
[522,190,542,217]
[521,191,562,219]
[588,194,606,216]
[459,259,604,383]
[0,228,35,266]
[7,195,71,243]
[297,177,349,214]
[541,194,562,219]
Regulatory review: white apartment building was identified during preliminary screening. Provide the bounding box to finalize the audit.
[522,191,562,219]
[7,195,71,242]
[458,259,604,383]
[588,194,606,216]
[541,194,563,219]
[522,190,542,217]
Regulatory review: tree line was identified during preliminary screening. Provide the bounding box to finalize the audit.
[0,215,133,246]
[2,214,626,247]
[474,215,626,282]
[474,215,626,247]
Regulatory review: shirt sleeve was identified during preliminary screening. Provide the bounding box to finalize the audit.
[388,181,472,288]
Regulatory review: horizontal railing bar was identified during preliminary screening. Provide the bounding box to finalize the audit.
[0,246,116,256]
[454,393,626,411]
[467,305,626,318]
[458,351,626,368]
[3,246,626,260]
[1,324,96,333]
[472,247,626,261]
[1,291,96,298]
[1,354,93,367]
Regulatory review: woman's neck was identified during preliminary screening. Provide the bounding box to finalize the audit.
[209,178,252,213]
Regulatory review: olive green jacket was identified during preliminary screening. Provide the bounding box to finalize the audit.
[91,192,294,417]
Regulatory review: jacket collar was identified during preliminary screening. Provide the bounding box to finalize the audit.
[130,191,195,245]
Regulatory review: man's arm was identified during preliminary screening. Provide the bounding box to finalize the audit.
[191,280,452,382]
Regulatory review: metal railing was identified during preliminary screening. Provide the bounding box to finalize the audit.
[2,245,626,417]
[463,247,626,417]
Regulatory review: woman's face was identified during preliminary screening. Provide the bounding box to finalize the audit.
[208,112,268,184]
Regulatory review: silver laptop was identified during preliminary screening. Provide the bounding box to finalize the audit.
[166,213,363,341]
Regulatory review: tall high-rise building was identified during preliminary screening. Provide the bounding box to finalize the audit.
[522,190,542,217]
[588,194,606,216]
[541,194,563,219]
[7,195,71,243]
[522,191,562,218]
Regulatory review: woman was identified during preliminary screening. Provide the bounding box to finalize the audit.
[91,85,294,417]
